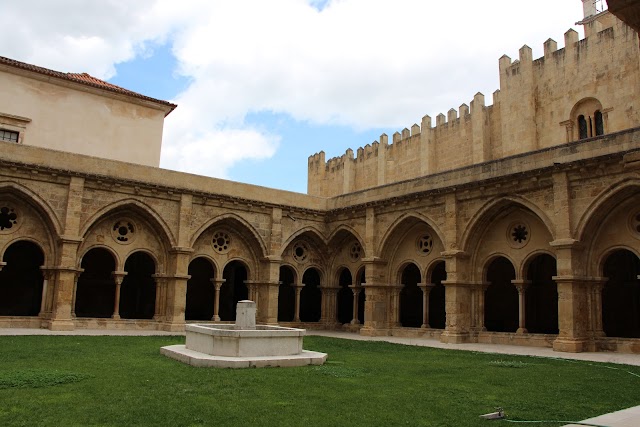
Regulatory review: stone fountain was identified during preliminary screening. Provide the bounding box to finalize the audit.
[161,300,327,368]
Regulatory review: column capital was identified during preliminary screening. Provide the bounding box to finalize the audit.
[112,271,128,285]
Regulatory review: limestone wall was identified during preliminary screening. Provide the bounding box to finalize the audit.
[308,12,640,197]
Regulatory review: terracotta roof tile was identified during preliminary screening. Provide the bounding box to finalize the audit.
[0,56,177,116]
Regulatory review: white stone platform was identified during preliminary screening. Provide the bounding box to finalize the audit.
[160,344,327,368]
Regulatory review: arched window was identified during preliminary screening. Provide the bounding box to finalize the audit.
[595,110,604,136]
[578,115,588,139]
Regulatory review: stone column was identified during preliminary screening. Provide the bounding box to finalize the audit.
[152,274,168,321]
[588,279,606,338]
[477,283,489,332]
[418,283,434,328]
[513,280,530,334]
[111,271,127,320]
[245,280,258,311]
[350,285,361,325]
[390,285,403,327]
[39,268,57,318]
[294,284,303,322]
[163,248,193,332]
[211,279,225,321]
[439,250,472,344]
[323,286,339,327]
[69,269,83,318]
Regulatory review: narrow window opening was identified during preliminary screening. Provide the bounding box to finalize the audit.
[588,116,593,138]
[595,110,604,136]
[578,115,588,139]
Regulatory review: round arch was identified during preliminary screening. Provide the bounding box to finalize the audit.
[77,244,121,271]
[0,240,45,316]
[1,237,49,267]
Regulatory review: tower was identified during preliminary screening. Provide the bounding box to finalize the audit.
[582,0,606,18]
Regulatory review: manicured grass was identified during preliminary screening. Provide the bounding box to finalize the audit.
[0,336,638,426]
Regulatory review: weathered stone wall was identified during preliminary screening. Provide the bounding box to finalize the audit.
[308,12,640,197]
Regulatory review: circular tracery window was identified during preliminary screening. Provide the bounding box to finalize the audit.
[292,241,309,263]
[416,235,433,255]
[212,231,231,254]
[0,206,19,233]
[507,222,530,249]
[111,219,136,244]
[349,242,362,262]
[628,212,640,239]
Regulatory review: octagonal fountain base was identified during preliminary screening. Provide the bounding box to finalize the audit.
[161,301,327,368]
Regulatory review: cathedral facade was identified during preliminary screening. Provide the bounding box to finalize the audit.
[0,4,639,353]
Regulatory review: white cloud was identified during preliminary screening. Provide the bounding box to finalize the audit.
[1,0,586,179]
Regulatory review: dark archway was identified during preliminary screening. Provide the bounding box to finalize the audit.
[602,250,640,338]
[400,263,422,328]
[0,241,44,316]
[485,257,518,332]
[357,268,366,324]
[525,254,558,334]
[75,248,116,318]
[429,262,446,329]
[186,257,215,321]
[120,252,156,319]
[278,266,295,322]
[300,268,321,322]
[220,261,248,321]
[337,269,353,324]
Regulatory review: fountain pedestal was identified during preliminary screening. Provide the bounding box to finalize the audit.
[161,300,327,368]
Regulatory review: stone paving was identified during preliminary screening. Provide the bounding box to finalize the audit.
[2,328,639,426]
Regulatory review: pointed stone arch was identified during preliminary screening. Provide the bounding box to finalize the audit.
[379,212,446,261]
[327,224,365,254]
[460,195,555,254]
[190,213,267,259]
[0,181,62,236]
[280,226,327,257]
[80,198,176,248]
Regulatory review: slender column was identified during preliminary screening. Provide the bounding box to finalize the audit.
[513,280,530,334]
[350,286,361,325]
[478,283,489,331]
[39,268,56,317]
[590,280,606,337]
[294,284,303,322]
[152,274,168,321]
[69,269,83,318]
[418,283,434,328]
[246,280,258,312]
[211,279,224,321]
[391,285,402,327]
[112,271,127,320]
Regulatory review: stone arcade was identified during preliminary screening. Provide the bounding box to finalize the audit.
[0,2,639,354]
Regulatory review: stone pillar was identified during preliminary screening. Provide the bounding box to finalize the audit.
[246,280,258,312]
[294,284,303,322]
[69,269,83,318]
[513,280,530,334]
[111,271,127,320]
[477,283,489,332]
[390,285,402,327]
[163,248,193,332]
[350,286,361,325]
[323,287,339,327]
[553,277,591,352]
[211,279,224,321]
[418,283,434,328]
[152,274,168,321]
[440,250,472,344]
[39,268,57,318]
[588,279,606,338]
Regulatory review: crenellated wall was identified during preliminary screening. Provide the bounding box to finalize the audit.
[308,11,640,197]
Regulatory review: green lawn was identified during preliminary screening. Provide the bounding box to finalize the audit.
[0,335,638,426]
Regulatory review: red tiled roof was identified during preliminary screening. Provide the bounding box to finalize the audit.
[0,56,177,116]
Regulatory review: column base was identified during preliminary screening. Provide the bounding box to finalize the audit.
[350,319,361,325]
[161,322,186,333]
[439,331,470,344]
[359,327,390,337]
[552,337,591,353]
[421,324,430,329]
[48,319,75,331]
[211,315,220,322]
[112,314,121,320]
[516,327,528,334]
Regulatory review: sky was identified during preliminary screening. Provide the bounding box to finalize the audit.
[0,0,589,194]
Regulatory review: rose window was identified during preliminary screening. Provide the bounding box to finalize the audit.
[507,222,530,248]
[349,242,362,262]
[112,220,136,244]
[417,235,433,255]
[212,231,231,254]
[0,206,18,231]
[292,242,309,263]
[628,212,640,238]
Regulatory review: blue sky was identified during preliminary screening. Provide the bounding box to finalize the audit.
[1,1,587,194]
